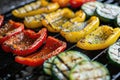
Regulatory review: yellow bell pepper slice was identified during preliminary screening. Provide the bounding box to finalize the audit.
[60,16,99,43]
[77,25,120,50]
[73,10,86,22]
[23,2,60,29]
[24,14,46,29]
[12,0,59,18]
[42,8,75,32]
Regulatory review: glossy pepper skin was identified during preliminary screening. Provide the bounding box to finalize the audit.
[0,20,24,44]
[42,8,75,33]
[0,15,4,27]
[70,0,96,8]
[73,10,86,22]
[77,25,120,50]
[52,0,69,7]
[15,36,67,66]
[61,16,99,43]
[2,28,47,56]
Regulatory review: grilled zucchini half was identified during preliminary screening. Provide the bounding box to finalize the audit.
[115,13,120,27]
[70,61,110,80]
[108,41,120,66]
[81,1,103,18]
[43,56,56,75]
[52,50,90,80]
[95,3,120,23]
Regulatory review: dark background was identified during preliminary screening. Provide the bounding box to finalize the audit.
[0,0,34,14]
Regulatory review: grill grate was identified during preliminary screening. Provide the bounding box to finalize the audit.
[0,0,120,80]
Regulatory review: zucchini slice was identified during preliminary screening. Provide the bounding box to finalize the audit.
[52,50,90,80]
[70,61,110,80]
[108,41,120,66]
[43,56,56,75]
[81,1,103,18]
[115,13,120,27]
[95,3,120,23]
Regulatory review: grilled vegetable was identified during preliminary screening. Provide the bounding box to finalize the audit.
[52,50,90,80]
[2,28,47,56]
[52,0,69,7]
[12,0,60,18]
[15,36,66,66]
[95,3,120,23]
[24,2,61,29]
[115,13,120,27]
[0,20,24,44]
[81,1,103,18]
[43,56,56,75]
[0,15,4,27]
[70,0,96,8]
[12,0,48,18]
[73,10,86,22]
[42,8,75,33]
[24,14,46,29]
[108,41,120,66]
[70,61,110,80]
[60,16,99,43]
[77,25,120,50]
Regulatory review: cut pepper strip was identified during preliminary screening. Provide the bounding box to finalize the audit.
[24,14,46,29]
[42,8,75,33]
[2,28,47,56]
[24,2,60,29]
[0,15,4,27]
[15,36,67,66]
[73,10,86,22]
[77,25,120,50]
[60,16,99,43]
[12,1,60,18]
[12,0,49,18]
[0,20,24,44]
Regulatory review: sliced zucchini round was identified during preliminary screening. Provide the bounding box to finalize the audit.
[52,50,90,80]
[108,41,120,66]
[43,56,56,75]
[70,61,110,80]
[95,3,120,23]
[81,1,103,18]
[115,13,120,27]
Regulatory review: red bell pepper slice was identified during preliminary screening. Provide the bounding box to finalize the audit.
[2,28,47,56]
[15,36,67,66]
[0,15,4,27]
[69,0,96,8]
[0,20,24,44]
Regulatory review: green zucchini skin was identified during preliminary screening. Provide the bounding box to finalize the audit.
[52,50,90,80]
[43,56,56,75]
[69,61,110,80]
[81,1,103,19]
[114,13,120,27]
[108,41,120,66]
[95,3,120,23]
